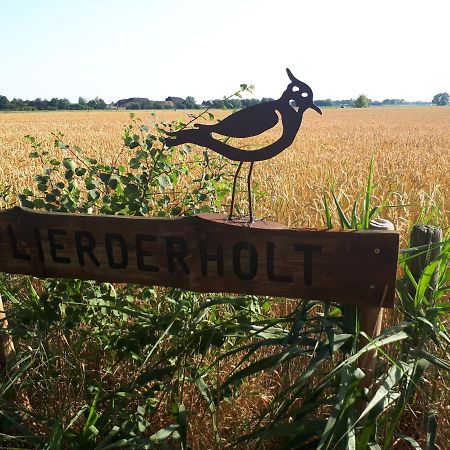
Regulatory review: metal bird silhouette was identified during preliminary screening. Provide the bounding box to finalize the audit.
[164,68,321,222]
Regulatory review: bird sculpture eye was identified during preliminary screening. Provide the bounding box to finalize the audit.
[301,92,308,97]
[292,86,300,92]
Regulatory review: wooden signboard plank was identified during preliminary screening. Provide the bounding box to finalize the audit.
[0,207,399,307]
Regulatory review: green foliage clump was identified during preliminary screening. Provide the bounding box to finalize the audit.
[353,94,371,108]
[20,114,233,218]
[432,92,449,106]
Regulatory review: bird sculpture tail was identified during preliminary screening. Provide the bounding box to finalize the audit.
[164,127,207,147]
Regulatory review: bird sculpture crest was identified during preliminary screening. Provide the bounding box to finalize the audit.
[165,68,321,222]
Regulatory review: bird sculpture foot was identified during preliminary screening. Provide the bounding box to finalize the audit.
[226,214,256,226]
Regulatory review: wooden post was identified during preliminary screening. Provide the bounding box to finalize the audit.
[406,224,443,299]
[358,219,395,390]
[0,293,15,370]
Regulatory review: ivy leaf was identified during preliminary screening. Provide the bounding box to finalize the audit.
[33,198,46,208]
[63,158,77,171]
[20,197,35,209]
[109,178,119,189]
[85,180,97,190]
[130,158,141,169]
[99,173,111,184]
[157,175,170,189]
[124,184,139,197]
[88,190,99,201]
[76,167,86,176]
[55,140,68,150]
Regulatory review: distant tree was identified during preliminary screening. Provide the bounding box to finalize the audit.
[139,99,153,109]
[183,96,197,109]
[87,97,106,110]
[49,98,59,110]
[0,95,10,110]
[230,99,242,108]
[432,92,449,106]
[211,99,224,109]
[58,98,71,110]
[315,99,332,107]
[33,98,45,110]
[223,99,242,109]
[95,97,107,109]
[11,98,26,110]
[125,102,141,110]
[353,94,370,108]
[335,100,353,107]
[78,97,88,109]
[42,99,51,110]
[241,98,260,108]
[382,99,406,105]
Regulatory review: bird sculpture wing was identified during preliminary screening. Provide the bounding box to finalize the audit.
[195,102,280,138]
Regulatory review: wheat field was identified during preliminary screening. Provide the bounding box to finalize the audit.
[0,107,449,239]
[0,107,449,447]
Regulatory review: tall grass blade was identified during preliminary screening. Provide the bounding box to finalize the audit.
[323,193,333,228]
[331,187,351,229]
[350,199,358,229]
[362,157,374,229]
[358,364,405,422]
[426,410,437,450]
[409,348,450,371]
[384,358,430,449]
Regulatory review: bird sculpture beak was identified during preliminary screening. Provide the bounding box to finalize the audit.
[310,102,322,115]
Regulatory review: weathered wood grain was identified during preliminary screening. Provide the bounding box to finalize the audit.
[0,208,399,307]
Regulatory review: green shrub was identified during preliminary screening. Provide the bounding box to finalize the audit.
[20,114,233,218]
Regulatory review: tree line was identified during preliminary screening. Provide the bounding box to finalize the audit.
[0,96,107,111]
[336,93,448,109]
[317,97,437,108]
[0,92,447,111]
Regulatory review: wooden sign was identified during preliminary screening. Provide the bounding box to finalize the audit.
[0,207,399,307]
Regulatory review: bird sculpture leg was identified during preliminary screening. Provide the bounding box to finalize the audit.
[247,162,255,223]
[228,161,243,220]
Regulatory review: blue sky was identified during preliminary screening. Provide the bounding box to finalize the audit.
[1,0,449,103]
